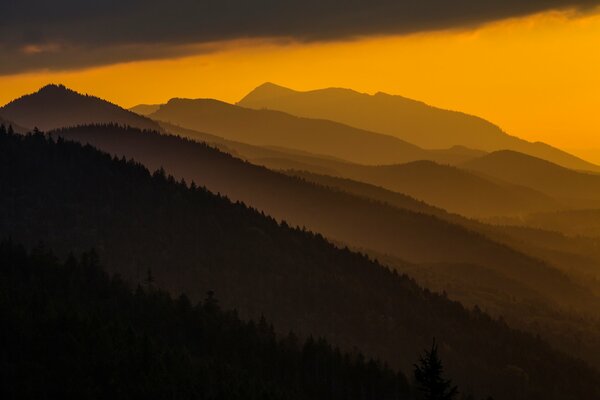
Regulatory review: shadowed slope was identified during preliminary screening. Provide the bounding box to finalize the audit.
[284,169,600,367]
[161,122,560,218]
[0,242,410,400]
[2,130,599,400]
[47,124,596,315]
[239,83,600,172]
[463,150,600,206]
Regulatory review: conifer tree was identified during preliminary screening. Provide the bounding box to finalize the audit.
[414,339,458,400]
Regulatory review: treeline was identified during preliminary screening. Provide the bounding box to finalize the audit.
[1,128,599,399]
[0,241,409,400]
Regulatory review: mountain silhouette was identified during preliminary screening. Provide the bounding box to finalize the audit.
[0,84,161,131]
[463,150,600,207]
[238,83,600,172]
[2,129,599,400]
[147,97,482,166]
[159,120,560,218]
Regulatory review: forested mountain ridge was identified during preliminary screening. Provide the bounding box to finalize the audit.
[156,122,561,218]
[45,124,597,318]
[44,125,600,369]
[0,241,410,399]
[238,83,600,172]
[0,84,161,132]
[2,129,599,399]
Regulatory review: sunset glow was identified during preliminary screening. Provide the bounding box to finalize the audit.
[2,10,599,160]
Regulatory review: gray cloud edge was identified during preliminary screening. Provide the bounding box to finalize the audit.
[1,0,598,75]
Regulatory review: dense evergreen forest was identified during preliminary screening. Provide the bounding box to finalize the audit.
[0,241,412,400]
[46,124,600,369]
[48,124,592,313]
[1,128,599,399]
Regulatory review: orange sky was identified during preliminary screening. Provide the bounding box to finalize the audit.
[1,10,599,162]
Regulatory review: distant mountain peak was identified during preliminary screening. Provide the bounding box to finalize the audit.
[256,81,292,91]
[238,82,297,105]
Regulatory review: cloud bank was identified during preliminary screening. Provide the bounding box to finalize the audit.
[1,0,598,74]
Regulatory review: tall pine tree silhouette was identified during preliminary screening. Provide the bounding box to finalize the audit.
[414,339,458,400]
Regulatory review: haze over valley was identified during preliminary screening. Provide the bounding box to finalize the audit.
[2,3,600,399]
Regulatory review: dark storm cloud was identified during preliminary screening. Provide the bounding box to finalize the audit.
[1,0,598,74]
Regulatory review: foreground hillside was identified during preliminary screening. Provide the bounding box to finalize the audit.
[0,241,409,399]
[238,83,600,172]
[2,130,599,399]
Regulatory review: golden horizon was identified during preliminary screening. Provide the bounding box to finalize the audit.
[1,9,599,162]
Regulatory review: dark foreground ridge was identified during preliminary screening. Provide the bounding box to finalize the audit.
[1,128,599,399]
[0,241,409,399]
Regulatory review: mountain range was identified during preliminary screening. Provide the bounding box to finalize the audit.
[147,97,484,166]
[237,82,600,172]
[3,82,600,399]
[2,129,599,400]
[159,120,560,218]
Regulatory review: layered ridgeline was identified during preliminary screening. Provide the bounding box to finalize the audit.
[283,169,600,367]
[2,130,599,400]
[463,150,600,208]
[47,125,595,310]
[0,241,409,399]
[150,107,560,218]
[44,125,600,369]
[146,97,481,165]
[0,84,161,132]
[5,85,563,218]
[163,122,560,218]
[492,209,600,239]
[237,83,600,172]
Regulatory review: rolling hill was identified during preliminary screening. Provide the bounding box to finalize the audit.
[463,150,600,206]
[327,160,561,218]
[2,129,599,400]
[160,122,560,218]
[146,97,481,166]
[0,84,161,132]
[238,83,600,172]
[284,168,600,367]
